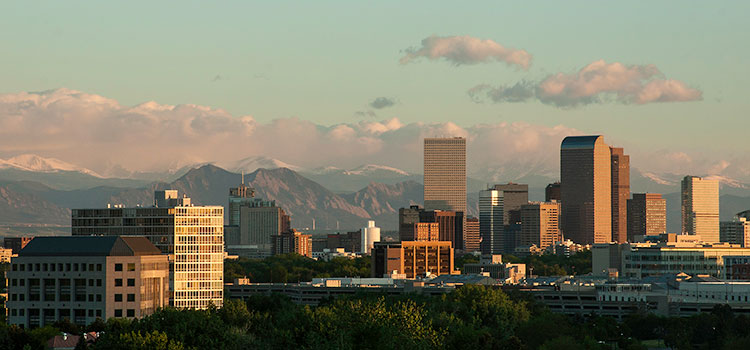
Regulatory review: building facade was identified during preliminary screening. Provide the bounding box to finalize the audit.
[492,183,528,226]
[7,236,169,328]
[464,217,480,253]
[681,176,720,242]
[545,182,561,202]
[361,220,381,254]
[272,230,312,258]
[627,193,667,241]
[398,205,463,250]
[371,241,455,278]
[721,217,750,247]
[560,135,612,245]
[4,236,34,254]
[479,189,504,255]
[71,191,224,309]
[610,147,630,243]
[520,202,561,250]
[423,137,466,214]
[400,222,440,241]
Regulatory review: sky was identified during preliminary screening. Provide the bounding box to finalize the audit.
[0,2,748,178]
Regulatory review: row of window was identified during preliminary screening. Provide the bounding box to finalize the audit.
[114,278,136,287]
[10,308,104,318]
[114,293,136,302]
[9,293,103,303]
[11,262,103,272]
[114,263,136,272]
[10,278,103,288]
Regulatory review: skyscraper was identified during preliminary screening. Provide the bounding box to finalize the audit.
[479,189,504,254]
[424,137,466,214]
[493,183,528,226]
[627,193,666,240]
[545,182,561,202]
[520,202,561,250]
[226,179,291,258]
[720,217,750,247]
[464,217,480,253]
[610,147,630,243]
[681,176,720,242]
[560,135,612,245]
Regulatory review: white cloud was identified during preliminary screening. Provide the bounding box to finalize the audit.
[400,35,532,69]
[470,60,702,107]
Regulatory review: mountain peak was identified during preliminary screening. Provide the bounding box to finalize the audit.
[0,154,102,178]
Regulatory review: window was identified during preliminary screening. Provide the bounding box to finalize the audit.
[115,294,123,302]
[97,294,102,302]
[88,294,94,302]
[127,294,135,302]
[115,309,123,317]
[96,310,102,317]
[115,279,123,287]
[97,264,102,271]
[127,279,135,287]
[97,279,102,287]
[88,310,94,317]
[88,280,94,287]
[127,263,135,271]
[127,309,135,317]
[115,264,123,272]
[89,264,94,271]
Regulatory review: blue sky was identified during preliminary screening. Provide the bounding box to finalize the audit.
[0,1,748,175]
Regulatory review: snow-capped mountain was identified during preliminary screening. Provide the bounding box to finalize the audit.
[0,154,102,177]
[344,164,410,177]
[220,156,303,174]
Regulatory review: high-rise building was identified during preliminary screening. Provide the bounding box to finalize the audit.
[272,230,312,258]
[560,135,612,245]
[361,220,381,254]
[7,236,170,328]
[225,179,290,258]
[627,193,666,240]
[545,182,561,202]
[520,202,561,250]
[479,189,504,254]
[610,147,630,243]
[681,176,720,243]
[493,183,528,226]
[721,216,750,247]
[464,217,480,253]
[71,191,224,309]
[371,241,455,278]
[400,222,440,241]
[424,137,466,214]
[398,205,463,250]
[326,231,362,253]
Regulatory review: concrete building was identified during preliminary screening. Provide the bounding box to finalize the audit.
[725,256,750,280]
[492,183,528,226]
[479,189,504,255]
[400,222,440,241]
[545,182,561,202]
[71,191,224,309]
[361,220,381,254]
[271,230,312,258]
[225,179,290,258]
[610,147,630,243]
[592,235,750,279]
[0,247,13,263]
[371,241,456,278]
[520,202,561,250]
[627,193,667,241]
[681,176,720,243]
[7,236,169,328]
[721,216,750,247]
[462,255,526,284]
[464,217,480,253]
[560,135,612,245]
[4,236,34,254]
[423,137,466,214]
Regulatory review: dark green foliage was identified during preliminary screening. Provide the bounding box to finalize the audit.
[506,250,592,276]
[224,254,370,283]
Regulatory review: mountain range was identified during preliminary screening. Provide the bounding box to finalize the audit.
[0,154,749,235]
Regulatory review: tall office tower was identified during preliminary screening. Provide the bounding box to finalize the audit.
[627,193,667,240]
[228,175,258,226]
[71,191,224,309]
[560,135,612,245]
[225,179,290,258]
[520,202,561,250]
[545,182,561,202]
[479,189,504,254]
[399,206,423,238]
[681,176,720,243]
[400,222,440,241]
[493,183,528,226]
[720,216,750,247]
[464,217,480,252]
[610,147,630,243]
[424,137,466,213]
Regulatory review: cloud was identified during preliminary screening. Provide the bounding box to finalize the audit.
[210,75,222,82]
[354,110,376,118]
[400,35,532,69]
[470,60,702,107]
[369,97,397,109]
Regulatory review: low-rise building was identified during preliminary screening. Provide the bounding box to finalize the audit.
[462,254,526,284]
[721,217,750,247]
[371,241,456,278]
[7,236,169,328]
[271,230,312,258]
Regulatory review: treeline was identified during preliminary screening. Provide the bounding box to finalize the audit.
[3,286,750,349]
[507,250,592,276]
[224,254,370,283]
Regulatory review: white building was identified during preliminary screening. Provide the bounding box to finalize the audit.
[361,220,380,254]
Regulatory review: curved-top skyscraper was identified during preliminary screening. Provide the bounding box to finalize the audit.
[560,135,612,245]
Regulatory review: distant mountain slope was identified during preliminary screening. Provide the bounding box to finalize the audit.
[341,181,423,228]
[0,184,69,225]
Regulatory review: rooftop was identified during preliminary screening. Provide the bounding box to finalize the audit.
[560,135,603,150]
[19,236,162,257]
